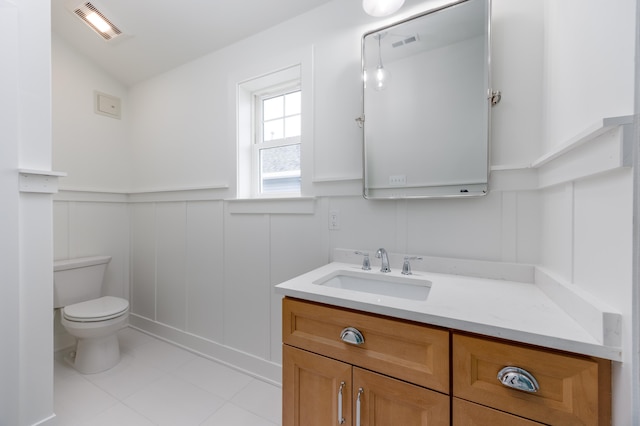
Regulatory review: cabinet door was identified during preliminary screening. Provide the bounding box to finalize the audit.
[283,345,352,426]
[353,367,449,426]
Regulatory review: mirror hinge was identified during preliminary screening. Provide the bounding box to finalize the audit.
[490,90,502,106]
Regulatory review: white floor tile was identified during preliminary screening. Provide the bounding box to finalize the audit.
[201,402,278,426]
[79,403,156,426]
[128,337,197,373]
[55,326,283,426]
[231,379,282,425]
[83,352,166,400]
[118,327,160,352]
[173,356,254,400]
[123,375,225,426]
[54,371,118,425]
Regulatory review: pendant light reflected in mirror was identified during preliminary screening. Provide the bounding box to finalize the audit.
[373,33,389,91]
[362,0,405,17]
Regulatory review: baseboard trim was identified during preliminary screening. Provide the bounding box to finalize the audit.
[128,314,282,386]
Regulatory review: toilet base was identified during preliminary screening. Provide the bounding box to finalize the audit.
[61,311,128,374]
[65,333,121,374]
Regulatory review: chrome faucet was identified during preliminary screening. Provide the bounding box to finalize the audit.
[376,248,391,273]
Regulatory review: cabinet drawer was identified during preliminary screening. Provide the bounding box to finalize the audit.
[283,297,449,393]
[453,398,542,425]
[453,333,611,426]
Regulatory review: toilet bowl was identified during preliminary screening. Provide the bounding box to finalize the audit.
[60,296,129,374]
[54,256,129,374]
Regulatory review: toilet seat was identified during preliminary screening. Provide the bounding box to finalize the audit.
[63,296,129,322]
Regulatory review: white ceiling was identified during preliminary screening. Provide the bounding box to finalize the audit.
[51,0,335,86]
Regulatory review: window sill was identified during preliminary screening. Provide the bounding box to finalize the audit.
[226,196,316,214]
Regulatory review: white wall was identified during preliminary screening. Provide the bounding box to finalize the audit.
[52,34,131,193]
[539,1,637,423]
[50,0,637,423]
[51,36,132,352]
[542,0,637,150]
[117,0,542,382]
[0,0,55,424]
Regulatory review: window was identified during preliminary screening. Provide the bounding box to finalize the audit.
[255,88,301,195]
[237,65,303,199]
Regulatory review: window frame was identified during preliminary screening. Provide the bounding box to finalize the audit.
[251,83,302,197]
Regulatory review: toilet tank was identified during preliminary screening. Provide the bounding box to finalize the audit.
[53,256,112,308]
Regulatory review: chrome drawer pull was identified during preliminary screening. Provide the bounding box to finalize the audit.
[338,381,345,424]
[497,366,540,393]
[340,327,365,345]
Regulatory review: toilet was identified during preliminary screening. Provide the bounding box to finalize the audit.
[54,256,129,374]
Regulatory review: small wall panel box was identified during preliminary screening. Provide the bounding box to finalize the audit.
[95,91,121,119]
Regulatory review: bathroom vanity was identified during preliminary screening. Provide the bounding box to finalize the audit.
[276,257,618,425]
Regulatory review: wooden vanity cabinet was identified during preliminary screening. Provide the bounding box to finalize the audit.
[282,298,612,426]
[282,297,450,425]
[452,333,611,426]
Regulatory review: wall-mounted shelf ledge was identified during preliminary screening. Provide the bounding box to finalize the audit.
[312,175,362,183]
[227,197,316,215]
[490,115,634,191]
[128,184,229,194]
[18,169,67,194]
[532,116,634,168]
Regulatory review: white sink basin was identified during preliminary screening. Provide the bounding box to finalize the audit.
[313,270,431,301]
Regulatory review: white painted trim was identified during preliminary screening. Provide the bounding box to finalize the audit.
[312,175,362,183]
[490,116,633,191]
[31,414,57,425]
[55,190,128,203]
[227,197,316,214]
[18,169,66,177]
[128,187,229,203]
[18,169,67,194]
[532,116,633,168]
[127,317,282,385]
[128,184,229,194]
[537,126,630,188]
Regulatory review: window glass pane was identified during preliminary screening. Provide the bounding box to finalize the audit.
[263,118,284,141]
[263,96,283,121]
[285,91,301,115]
[260,144,301,193]
[284,115,301,138]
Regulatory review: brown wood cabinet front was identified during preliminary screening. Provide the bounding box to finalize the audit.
[452,333,611,425]
[283,345,352,426]
[354,367,449,425]
[282,297,449,393]
[453,398,542,425]
[283,345,450,426]
[281,297,612,426]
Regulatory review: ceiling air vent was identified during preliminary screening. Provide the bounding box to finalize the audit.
[392,34,420,48]
[73,2,122,41]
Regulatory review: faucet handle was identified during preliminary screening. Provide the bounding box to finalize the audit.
[402,256,422,275]
[354,251,371,270]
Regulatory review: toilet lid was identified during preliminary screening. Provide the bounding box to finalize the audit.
[63,296,129,322]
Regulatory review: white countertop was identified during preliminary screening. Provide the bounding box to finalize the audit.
[275,262,622,361]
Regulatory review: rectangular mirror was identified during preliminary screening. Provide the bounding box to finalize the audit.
[362,0,493,199]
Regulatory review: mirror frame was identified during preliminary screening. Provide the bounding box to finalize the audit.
[361,0,493,199]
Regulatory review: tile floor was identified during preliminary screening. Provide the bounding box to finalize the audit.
[54,327,282,425]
